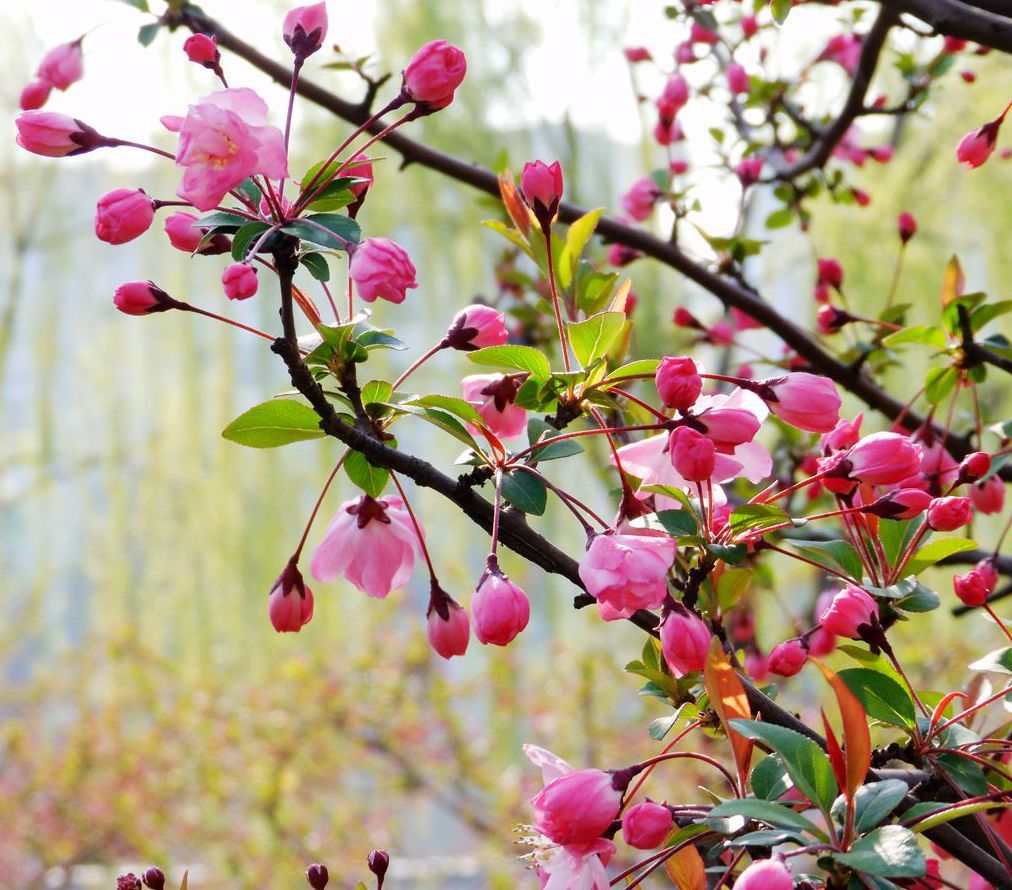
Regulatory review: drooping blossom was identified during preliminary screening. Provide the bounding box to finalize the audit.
[752,372,841,433]
[36,39,84,91]
[471,567,529,645]
[311,495,420,597]
[462,373,527,439]
[268,559,314,632]
[446,304,509,350]
[95,188,155,245]
[659,606,711,676]
[862,488,933,520]
[426,584,470,659]
[820,586,878,639]
[622,801,672,849]
[19,80,51,111]
[818,257,844,289]
[969,475,1004,515]
[769,639,808,677]
[349,237,418,303]
[927,496,972,531]
[221,263,259,300]
[520,160,564,232]
[169,88,288,211]
[163,211,230,255]
[283,3,329,60]
[957,116,1004,169]
[579,531,675,618]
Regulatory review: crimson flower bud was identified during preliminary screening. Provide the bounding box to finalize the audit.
[283,3,329,61]
[426,583,470,659]
[736,859,794,890]
[660,605,710,677]
[657,74,689,119]
[820,586,878,639]
[367,851,389,885]
[113,281,181,316]
[532,768,623,845]
[852,188,871,207]
[898,211,917,243]
[817,257,843,289]
[472,566,530,646]
[690,22,719,44]
[757,372,842,434]
[268,559,314,632]
[817,304,853,334]
[222,263,259,300]
[520,160,564,233]
[184,33,222,70]
[349,237,418,304]
[402,40,467,109]
[305,863,329,889]
[608,243,641,266]
[117,876,143,890]
[727,62,750,95]
[862,488,933,520]
[624,46,652,63]
[446,304,509,350]
[19,80,51,110]
[970,475,1004,514]
[673,307,702,329]
[957,451,991,485]
[741,15,758,37]
[15,111,109,158]
[668,425,716,482]
[142,868,166,890]
[957,117,1003,169]
[95,188,155,245]
[655,355,702,410]
[621,176,662,222]
[735,156,763,187]
[622,801,673,849]
[953,559,998,607]
[768,639,808,677]
[927,496,973,531]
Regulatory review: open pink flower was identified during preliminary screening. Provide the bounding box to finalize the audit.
[535,838,614,890]
[311,495,420,598]
[170,88,288,211]
[579,532,675,618]
[462,373,527,440]
[532,767,622,846]
[37,39,84,91]
[349,237,418,303]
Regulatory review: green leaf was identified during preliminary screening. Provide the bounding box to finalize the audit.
[880,519,921,567]
[728,503,790,537]
[924,366,958,405]
[833,826,926,878]
[527,418,583,461]
[231,221,271,261]
[116,0,150,9]
[653,509,698,536]
[195,210,249,231]
[360,380,393,410]
[786,538,863,579]
[751,754,791,800]
[765,208,794,229]
[467,345,551,381]
[567,311,626,367]
[970,299,1012,332]
[390,404,480,452]
[770,0,791,25]
[560,208,604,286]
[969,647,1012,676]
[304,177,368,212]
[345,450,389,498]
[281,214,360,251]
[836,669,916,729]
[706,798,823,834]
[137,22,160,45]
[707,543,748,565]
[903,537,976,577]
[301,252,331,282]
[717,567,752,610]
[408,394,484,425]
[481,219,534,257]
[501,471,548,515]
[603,359,660,383]
[221,399,325,448]
[727,829,805,847]
[730,720,838,812]
[881,326,947,351]
[832,780,909,833]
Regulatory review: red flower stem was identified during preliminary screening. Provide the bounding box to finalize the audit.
[985,604,1012,643]
[763,543,857,584]
[604,385,670,421]
[180,303,281,344]
[108,138,176,160]
[588,406,637,500]
[515,465,604,533]
[292,450,349,560]
[621,719,705,809]
[634,751,739,795]
[931,684,1012,740]
[320,279,340,322]
[391,340,450,391]
[755,469,828,505]
[488,470,504,559]
[391,472,438,579]
[509,423,668,463]
[542,230,572,372]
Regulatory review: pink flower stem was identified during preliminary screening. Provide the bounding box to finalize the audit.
[763,543,858,584]
[634,751,739,795]
[515,465,605,533]
[320,279,340,322]
[985,604,1012,643]
[542,231,573,373]
[108,138,176,160]
[283,59,303,157]
[346,277,354,321]
[931,684,1012,741]
[588,406,637,502]
[292,451,349,560]
[488,470,504,559]
[179,303,283,345]
[509,423,667,463]
[884,243,906,311]
[391,472,438,579]
[243,223,282,264]
[391,339,450,391]
[621,719,705,810]
[605,385,671,421]
[608,833,716,887]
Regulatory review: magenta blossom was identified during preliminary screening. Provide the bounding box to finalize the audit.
[311,495,420,598]
[283,2,328,60]
[268,560,314,632]
[221,263,259,300]
[520,160,564,232]
[769,639,808,677]
[843,431,923,485]
[532,768,623,846]
[426,585,470,659]
[735,156,763,186]
[668,426,716,482]
[655,355,702,410]
[727,62,750,94]
[15,111,107,157]
[446,304,509,350]
[622,801,672,849]
[927,496,972,531]
[759,372,842,433]
[163,211,230,255]
[621,176,661,222]
[578,532,675,618]
[471,568,530,646]
[95,188,155,245]
[863,488,933,520]
[169,88,288,211]
[402,40,467,108]
[183,34,221,69]
[37,39,84,91]
[898,211,917,243]
[954,559,998,607]
[19,80,51,111]
[969,475,1004,515]
[349,237,418,303]
[462,373,527,440]
[113,281,180,316]
[957,117,1003,169]
[820,413,863,454]
[820,586,878,639]
[660,606,711,677]
[736,858,794,890]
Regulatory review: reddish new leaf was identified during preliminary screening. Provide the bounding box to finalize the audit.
[703,638,753,792]
[664,843,706,890]
[814,660,871,800]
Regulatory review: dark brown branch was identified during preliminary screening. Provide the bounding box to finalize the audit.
[879,0,1012,51]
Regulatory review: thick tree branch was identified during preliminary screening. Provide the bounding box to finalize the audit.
[879,0,1012,51]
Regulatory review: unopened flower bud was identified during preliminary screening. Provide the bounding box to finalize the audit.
[117,876,143,890]
[820,586,878,639]
[957,117,1003,169]
[222,262,259,300]
[735,156,763,187]
[402,40,467,109]
[532,768,623,845]
[817,257,844,289]
[305,863,329,889]
[15,111,109,157]
[367,850,390,886]
[164,211,231,255]
[37,39,84,91]
[957,451,991,485]
[446,304,508,350]
[953,558,999,607]
[184,34,222,71]
[862,488,933,520]
[898,211,917,243]
[622,801,673,849]
[655,355,702,410]
[927,496,972,531]
[426,583,470,659]
[20,80,51,110]
[349,237,417,304]
[283,3,329,61]
[756,372,841,434]
[520,160,564,233]
[668,425,716,482]
[95,188,155,245]
[768,638,808,677]
[142,868,166,890]
[472,566,529,646]
[660,605,710,677]
[736,858,794,890]
[113,281,181,316]
[269,559,314,632]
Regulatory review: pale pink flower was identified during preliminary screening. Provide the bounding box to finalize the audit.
[759,372,842,433]
[446,304,508,350]
[311,495,420,597]
[349,237,418,303]
[622,801,672,849]
[462,373,527,440]
[535,839,615,890]
[268,560,314,632]
[736,858,793,890]
[37,39,84,91]
[579,532,675,618]
[170,88,288,211]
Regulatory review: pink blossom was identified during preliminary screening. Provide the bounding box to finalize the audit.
[820,34,862,74]
[820,586,878,639]
[311,495,420,597]
[658,75,689,117]
[959,451,991,484]
[735,156,763,187]
[171,88,288,211]
[621,176,661,222]
[846,432,923,485]
[472,569,529,645]
[183,34,220,68]
[268,560,314,632]
[818,257,844,288]
[579,532,675,617]
[607,243,641,266]
[807,626,837,657]
[94,188,155,245]
[426,587,470,659]
[283,3,328,60]
[821,413,863,454]
[19,80,51,111]
[37,39,84,91]
[727,62,750,94]
[818,304,851,335]
[15,111,105,157]
[521,160,564,231]
[760,372,842,433]
[655,355,702,410]
[741,15,758,38]
[660,606,711,676]
[769,639,808,677]
[694,404,761,451]
[736,858,794,890]
[221,263,259,300]
[446,304,509,350]
[624,47,652,63]
[532,768,622,845]
[535,838,615,890]
[969,475,1005,514]
[462,373,527,439]
[690,22,719,44]
[349,237,418,303]
[164,211,230,254]
[744,651,770,680]
[863,488,933,520]
[668,426,716,482]
[113,281,179,316]
[957,119,1002,169]
[954,559,998,607]
[402,40,467,108]
[622,801,672,849]
[927,496,972,531]
[731,307,761,331]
